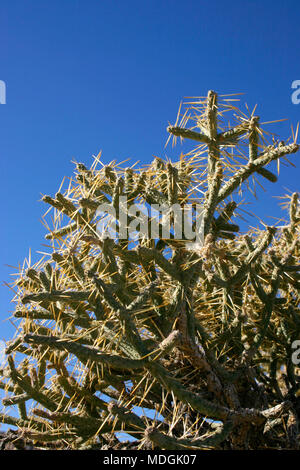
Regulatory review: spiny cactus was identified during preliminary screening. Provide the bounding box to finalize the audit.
[1,90,299,450]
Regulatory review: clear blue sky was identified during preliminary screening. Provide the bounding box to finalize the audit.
[0,0,299,347]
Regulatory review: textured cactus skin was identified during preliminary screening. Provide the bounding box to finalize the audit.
[1,90,300,450]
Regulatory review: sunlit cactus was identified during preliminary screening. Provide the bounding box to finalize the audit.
[1,90,299,450]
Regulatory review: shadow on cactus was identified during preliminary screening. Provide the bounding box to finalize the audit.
[1,90,300,450]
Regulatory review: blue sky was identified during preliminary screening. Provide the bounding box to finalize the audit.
[0,0,299,348]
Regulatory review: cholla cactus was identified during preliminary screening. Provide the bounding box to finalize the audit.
[1,90,299,450]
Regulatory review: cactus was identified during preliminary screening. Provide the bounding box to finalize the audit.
[1,90,300,450]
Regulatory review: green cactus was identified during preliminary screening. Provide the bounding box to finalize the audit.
[1,90,299,450]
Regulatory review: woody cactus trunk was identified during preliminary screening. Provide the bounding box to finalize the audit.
[1,91,300,450]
